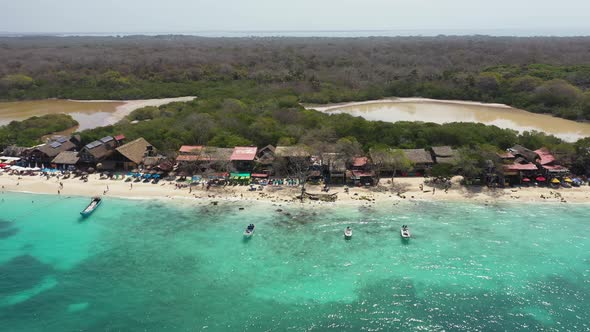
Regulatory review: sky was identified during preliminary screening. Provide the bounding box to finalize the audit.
[1,0,590,35]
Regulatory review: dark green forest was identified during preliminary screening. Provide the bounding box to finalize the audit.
[0,114,78,147]
[2,36,590,120]
[1,36,590,174]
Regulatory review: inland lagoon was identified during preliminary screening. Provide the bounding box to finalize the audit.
[0,192,588,331]
[0,97,195,131]
[310,98,590,142]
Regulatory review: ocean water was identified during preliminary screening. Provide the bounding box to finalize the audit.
[0,193,588,331]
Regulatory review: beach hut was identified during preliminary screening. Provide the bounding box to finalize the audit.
[1,145,29,158]
[114,137,156,170]
[230,146,258,172]
[401,149,434,175]
[78,135,125,168]
[26,136,77,164]
[431,146,458,165]
[321,153,347,185]
[273,145,312,177]
[508,145,539,163]
[51,151,80,170]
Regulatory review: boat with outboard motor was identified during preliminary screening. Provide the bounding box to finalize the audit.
[400,225,411,239]
[344,226,352,239]
[244,223,255,237]
[80,196,102,217]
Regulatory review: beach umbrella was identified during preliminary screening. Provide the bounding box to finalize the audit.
[522,178,530,182]
[536,176,546,182]
[564,177,573,183]
[0,163,7,168]
[551,178,560,184]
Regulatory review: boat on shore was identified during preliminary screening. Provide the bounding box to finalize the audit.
[244,224,255,237]
[400,225,411,239]
[80,196,102,217]
[344,227,352,239]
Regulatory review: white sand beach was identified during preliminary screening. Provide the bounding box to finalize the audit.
[1,173,588,206]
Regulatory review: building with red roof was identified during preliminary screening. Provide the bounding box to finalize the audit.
[230,147,257,161]
[230,146,258,172]
[179,145,204,154]
[534,148,556,165]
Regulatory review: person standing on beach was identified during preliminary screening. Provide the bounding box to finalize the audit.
[433,187,436,195]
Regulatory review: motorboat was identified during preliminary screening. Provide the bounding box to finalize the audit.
[400,225,411,239]
[244,224,255,237]
[80,197,102,217]
[344,227,352,239]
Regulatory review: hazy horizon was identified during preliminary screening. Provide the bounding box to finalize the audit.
[2,28,590,38]
[2,0,590,37]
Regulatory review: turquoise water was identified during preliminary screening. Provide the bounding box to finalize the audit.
[0,193,589,331]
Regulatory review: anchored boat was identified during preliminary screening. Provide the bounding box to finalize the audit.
[244,224,255,237]
[344,226,353,239]
[80,197,102,217]
[400,225,411,239]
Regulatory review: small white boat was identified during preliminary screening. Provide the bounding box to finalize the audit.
[400,225,411,239]
[244,224,255,237]
[80,196,101,217]
[344,227,352,239]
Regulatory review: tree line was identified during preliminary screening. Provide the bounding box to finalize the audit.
[2,36,590,120]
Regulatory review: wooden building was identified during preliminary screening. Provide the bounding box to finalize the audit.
[78,135,125,168]
[230,146,258,172]
[431,146,458,165]
[401,149,434,175]
[51,151,80,170]
[114,137,155,170]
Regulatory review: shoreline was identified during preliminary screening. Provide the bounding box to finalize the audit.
[1,173,589,206]
[304,97,514,112]
[0,97,196,130]
[70,96,197,125]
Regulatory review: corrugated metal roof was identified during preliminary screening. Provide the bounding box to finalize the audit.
[230,147,257,161]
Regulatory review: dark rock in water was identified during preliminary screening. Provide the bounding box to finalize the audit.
[0,220,18,239]
[276,209,283,212]
[0,220,13,229]
[0,255,54,296]
[0,228,18,239]
[239,207,244,210]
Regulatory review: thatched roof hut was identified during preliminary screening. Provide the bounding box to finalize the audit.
[402,149,434,165]
[431,146,458,164]
[51,151,80,165]
[1,145,28,157]
[275,146,310,158]
[509,145,539,163]
[116,137,154,164]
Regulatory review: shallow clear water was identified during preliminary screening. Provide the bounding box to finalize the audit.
[0,193,589,331]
